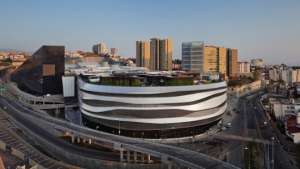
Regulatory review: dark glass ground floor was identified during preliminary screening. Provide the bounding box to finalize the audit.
[82,114,221,139]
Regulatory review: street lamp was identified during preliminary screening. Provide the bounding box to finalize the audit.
[118,120,121,135]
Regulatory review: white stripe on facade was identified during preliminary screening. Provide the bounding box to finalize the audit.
[80,93,227,112]
[80,88,227,104]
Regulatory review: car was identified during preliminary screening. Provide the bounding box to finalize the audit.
[226,123,232,128]
[221,126,227,131]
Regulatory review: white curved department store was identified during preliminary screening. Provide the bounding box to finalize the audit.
[78,77,227,139]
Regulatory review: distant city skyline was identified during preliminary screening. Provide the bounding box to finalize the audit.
[0,0,300,65]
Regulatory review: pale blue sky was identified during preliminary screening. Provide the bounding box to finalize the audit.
[0,0,300,65]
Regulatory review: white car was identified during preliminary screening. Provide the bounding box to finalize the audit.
[226,123,232,128]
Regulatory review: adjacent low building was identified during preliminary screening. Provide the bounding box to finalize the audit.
[269,98,300,121]
[92,42,109,55]
[11,45,65,95]
[285,115,300,143]
[238,61,251,75]
[250,58,264,68]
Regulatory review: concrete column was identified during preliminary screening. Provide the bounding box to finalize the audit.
[55,108,60,117]
[141,154,145,163]
[147,154,151,163]
[71,135,75,143]
[120,150,124,162]
[127,151,130,162]
[168,162,172,169]
[88,138,92,144]
[82,138,86,144]
[133,151,137,163]
[77,137,80,144]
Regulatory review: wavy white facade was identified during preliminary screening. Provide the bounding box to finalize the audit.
[78,78,228,135]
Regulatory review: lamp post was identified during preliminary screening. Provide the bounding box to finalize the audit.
[118,120,121,135]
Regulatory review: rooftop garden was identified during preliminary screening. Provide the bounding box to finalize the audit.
[81,74,199,87]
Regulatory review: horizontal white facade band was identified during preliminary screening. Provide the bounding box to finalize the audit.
[81,103,227,124]
[78,78,227,95]
[80,88,227,104]
[80,93,227,112]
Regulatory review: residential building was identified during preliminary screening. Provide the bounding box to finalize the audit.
[218,47,227,76]
[269,68,280,81]
[291,68,300,83]
[227,48,238,78]
[285,115,300,143]
[203,46,218,73]
[273,67,300,85]
[92,43,109,55]
[150,38,160,70]
[110,48,118,57]
[136,41,150,69]
[149,38,173,71]
[159,39,173,71]
[238,61,251,74]
[251,58,264,67]
[269,98,300,120]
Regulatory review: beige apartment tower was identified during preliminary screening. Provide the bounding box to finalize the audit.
[218,47,227,76]
[159,39,173,71]
[227,48,238,78]
[203,46,218,73]
[150,38,160,70]
[150,38,173,71]
[136,41,150,69]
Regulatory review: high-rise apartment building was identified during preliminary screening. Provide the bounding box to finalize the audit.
[92,43,109,55]
[159,39,173,71]
[136,38,173,71]
[218,47,227,76]
[136,41,150,69]
[203,46,218,73]
[150,38,160,70]
[227,48,238,78]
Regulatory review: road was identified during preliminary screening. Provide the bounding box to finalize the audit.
[0,98,120,161]
[252,94,298,169]
[232,92,297,169]
[209,91,297,169]
[0,109,78,169]
[0,96,239,169]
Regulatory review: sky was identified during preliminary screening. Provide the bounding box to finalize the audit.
[0,0,300,65]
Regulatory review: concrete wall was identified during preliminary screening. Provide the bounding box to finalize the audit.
[29,164,46,169]
[11,148,25,160]
[0,140,6,151]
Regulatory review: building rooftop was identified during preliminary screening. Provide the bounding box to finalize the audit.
[286,115,300,134]
[66,65,222,86]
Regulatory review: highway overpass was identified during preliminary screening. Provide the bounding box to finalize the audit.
[0,96,240,169]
